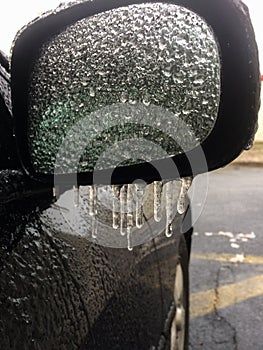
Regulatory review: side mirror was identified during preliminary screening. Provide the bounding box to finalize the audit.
[11,0,260,185]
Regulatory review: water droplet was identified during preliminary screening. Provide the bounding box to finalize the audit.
[154,181,163,222]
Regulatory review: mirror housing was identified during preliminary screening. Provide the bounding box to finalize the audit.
[11,0,260,185]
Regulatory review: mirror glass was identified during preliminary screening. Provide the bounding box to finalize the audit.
[28,2,221,175]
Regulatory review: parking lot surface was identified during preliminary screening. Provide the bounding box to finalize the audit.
[189,166,263,350]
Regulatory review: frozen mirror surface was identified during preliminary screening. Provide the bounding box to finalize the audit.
[28,2,221,174]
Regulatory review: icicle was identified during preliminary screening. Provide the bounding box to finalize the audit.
[53,186,59,199]
[177,180,185,215]
[89,185,96,216]
[154,181,162,222]
[184,177,192,191]
[112,185,121,229]
[127,227,133,251]
[91,215,98,239]
[73,185,80,207]
[127,184,134,230]
[166,181,174,222]
[135,183,145,228]
[177,178,192,215]
[120,185,128,236]
[89,185,98,238]
[165,181,174,238]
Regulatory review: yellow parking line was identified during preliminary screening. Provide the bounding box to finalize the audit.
[190,274,263,319]
[191,253,263,264]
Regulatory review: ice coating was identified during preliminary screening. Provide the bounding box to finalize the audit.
[28,3,221,174]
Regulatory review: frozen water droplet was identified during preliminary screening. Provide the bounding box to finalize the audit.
[143,100,151,106]
[112,185,121,229]
[165,223,173,238]
[172,76,184,84]
[120,91,128,103]
[162,69,172,78]
[73,185,80,207]
[97,70,107,76]
[162,62,175,78]
[244,137,254,151]
[194,78,205,85]
[89,87,95,97]
[159,40,166,51]
[154,181,163,222]
[142,92,151,106]
[120,185,128,236]
[128,99,137,105]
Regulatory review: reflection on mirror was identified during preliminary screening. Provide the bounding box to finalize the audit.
[28,2,221,175]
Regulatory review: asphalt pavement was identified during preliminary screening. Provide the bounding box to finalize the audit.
[189,166,263,350]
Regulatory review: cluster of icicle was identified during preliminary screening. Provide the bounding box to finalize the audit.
[53,178,192,250]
